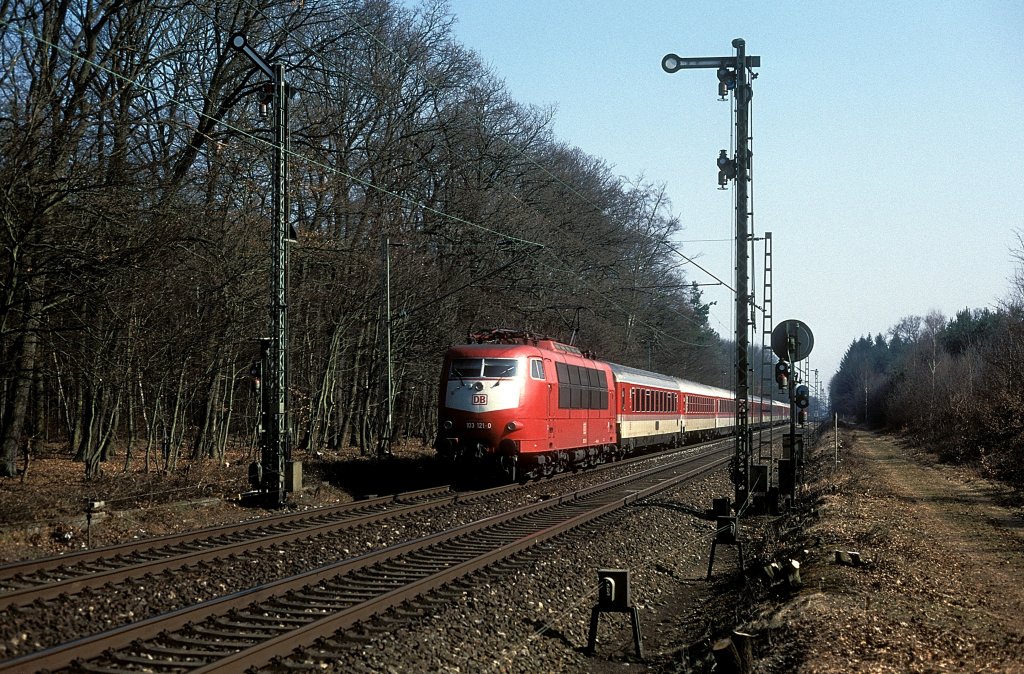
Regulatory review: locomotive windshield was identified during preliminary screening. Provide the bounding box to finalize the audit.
[449,358,518,379]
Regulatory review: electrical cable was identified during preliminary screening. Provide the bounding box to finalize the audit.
[226,0,717,350]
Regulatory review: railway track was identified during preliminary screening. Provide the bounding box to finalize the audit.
[0,485,463,609]
[0,440,724,612]
[0,445,730,673]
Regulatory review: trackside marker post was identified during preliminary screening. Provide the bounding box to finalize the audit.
[586,569,643,659]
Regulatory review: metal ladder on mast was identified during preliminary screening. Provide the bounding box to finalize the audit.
[757,232,774,482]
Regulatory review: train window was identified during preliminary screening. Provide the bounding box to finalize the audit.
[450,359,481,379]
[556,362,609,410]
[530,359,545,380]
[483,359,517,378]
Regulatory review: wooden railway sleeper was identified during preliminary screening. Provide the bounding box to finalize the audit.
[260,605,334,620]
[273,595,350,612]
[356,564,424,578]
[164,633,255,650]
[314,592,382,606]
[313,584,382,599]
[232,611,313,626]
[387,553,449,566]
[187,624,269,641]
[291,647,354,664]
[265,595,343,611]
[291,587,368,602]
[210,617,289,634]
[340,582,404,596]
[358,569,428,583]
[75,661,143,674]
[385,560,452,573]
[333,629,375,644]
[99,651,210,669]
[138,641,236,658]
[270,657,322,671]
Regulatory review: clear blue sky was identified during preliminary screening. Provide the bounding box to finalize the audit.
[433,0,1024,389]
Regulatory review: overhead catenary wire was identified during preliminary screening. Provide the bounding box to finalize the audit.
[0,14,546,252]
[228,0,720,349]
[4,5,735,355]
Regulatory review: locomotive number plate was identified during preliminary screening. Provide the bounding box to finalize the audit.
[471,394,488,405]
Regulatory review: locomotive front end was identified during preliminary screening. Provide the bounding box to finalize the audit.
[434,344,542,478]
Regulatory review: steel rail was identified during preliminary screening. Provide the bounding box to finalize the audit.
[0,447,729,674]
[0,440,725,610]
[0,486,466,607]
[0,490,466,610]
[0,486,452,578]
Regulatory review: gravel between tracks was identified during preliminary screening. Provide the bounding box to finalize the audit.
[0,447,720,661]
[5,430,1021,673]
[300,465,743,674]
[271,429,1024,674]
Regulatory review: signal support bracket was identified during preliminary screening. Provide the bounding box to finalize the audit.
[586,569,644,660]
[707,498,745,578]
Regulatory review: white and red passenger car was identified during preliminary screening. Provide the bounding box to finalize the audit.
[434,330,787,480]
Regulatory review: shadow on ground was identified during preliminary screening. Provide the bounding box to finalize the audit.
[308,454,453,498]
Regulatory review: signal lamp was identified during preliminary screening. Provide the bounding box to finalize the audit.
[716,67,735,99]
[717,150,736,189]
[661,53,682,73]
[258,81,273,117]
[795,384,809,409]
[774,361,789,391]
[505,421,522,432]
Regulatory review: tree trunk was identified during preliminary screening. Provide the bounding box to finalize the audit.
[0,294,42,476]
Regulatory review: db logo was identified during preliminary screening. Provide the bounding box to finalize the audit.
[471,394,488,405]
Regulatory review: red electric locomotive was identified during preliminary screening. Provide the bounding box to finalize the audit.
[434,329,616,480]
[435,329,790,480]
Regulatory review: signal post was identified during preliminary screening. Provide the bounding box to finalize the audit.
[663,39,761,575]
[771,320,814,502]
[230,34,297,507]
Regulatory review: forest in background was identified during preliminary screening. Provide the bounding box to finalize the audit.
[0,0,770,478]
[830,232,1024,488]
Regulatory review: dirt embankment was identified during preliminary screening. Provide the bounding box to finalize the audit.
[754,429,1024,673]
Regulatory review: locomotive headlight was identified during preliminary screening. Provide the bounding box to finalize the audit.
[505,421,522,432]
[443,420,453,430]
